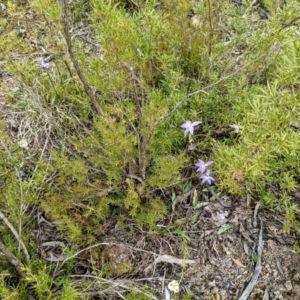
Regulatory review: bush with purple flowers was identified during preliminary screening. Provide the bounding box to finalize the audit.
[181,121,216,186]
[2,0,300,299]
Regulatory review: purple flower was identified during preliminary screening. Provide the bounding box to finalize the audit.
[180,120,202,136]
[36,57,50,69]
[195,159,213,174]
[200,169,215,185]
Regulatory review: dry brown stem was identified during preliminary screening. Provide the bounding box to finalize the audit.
[59,0,104,115]
[0,242,26,279]
[144,254,197,275]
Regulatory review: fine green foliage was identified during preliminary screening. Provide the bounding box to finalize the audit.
[1,0,300,298]
[124,287,153,300]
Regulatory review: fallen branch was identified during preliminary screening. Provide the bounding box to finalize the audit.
[238,217,263,300]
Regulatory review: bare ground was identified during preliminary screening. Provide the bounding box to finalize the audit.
[29,189,300,299]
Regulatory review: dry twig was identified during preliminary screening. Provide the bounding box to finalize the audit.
[238,217,263,300]
[253,202,260,228]
[144,254,196,275]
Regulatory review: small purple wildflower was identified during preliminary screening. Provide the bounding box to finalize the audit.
[200,169,215,185]
[36,57,50,69]
[195,159,213,174]
[180,120,202,136]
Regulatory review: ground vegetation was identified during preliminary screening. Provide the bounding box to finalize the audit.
[1,0,300,299]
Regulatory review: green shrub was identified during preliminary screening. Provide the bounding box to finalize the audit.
[1,0,300,297]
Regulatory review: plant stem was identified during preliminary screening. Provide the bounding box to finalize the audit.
[59,0,104,115]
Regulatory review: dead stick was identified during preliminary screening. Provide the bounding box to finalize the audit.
[59,0,104,115]
[144,254,196,275]
[238,217,263,300]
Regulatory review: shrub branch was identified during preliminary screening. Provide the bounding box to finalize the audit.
[0,242,26,279]
[154,41,289,127]
[0,210,30,263]
[59,0,104,115]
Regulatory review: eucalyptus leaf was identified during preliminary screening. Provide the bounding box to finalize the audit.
[183,184,191,194]
[218,224,231,235]
[194,202,209,209]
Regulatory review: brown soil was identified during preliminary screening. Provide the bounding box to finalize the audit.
[27,173,300,299]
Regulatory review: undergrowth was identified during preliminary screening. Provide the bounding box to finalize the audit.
[0,0,300,298]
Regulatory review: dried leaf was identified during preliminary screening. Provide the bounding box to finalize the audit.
[231,257,246,268]
[243,241,250,255]
[262,287,269,300]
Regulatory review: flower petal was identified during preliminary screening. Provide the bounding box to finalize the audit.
[205,161,214,167]
[184,128,190,136]
[164,287,171,300]
[180,120,191,128]
[195,159,205,167]
[200,170,215,185]
[188,143,196,150]
[168,280,180,293]
[192,121,202,126]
